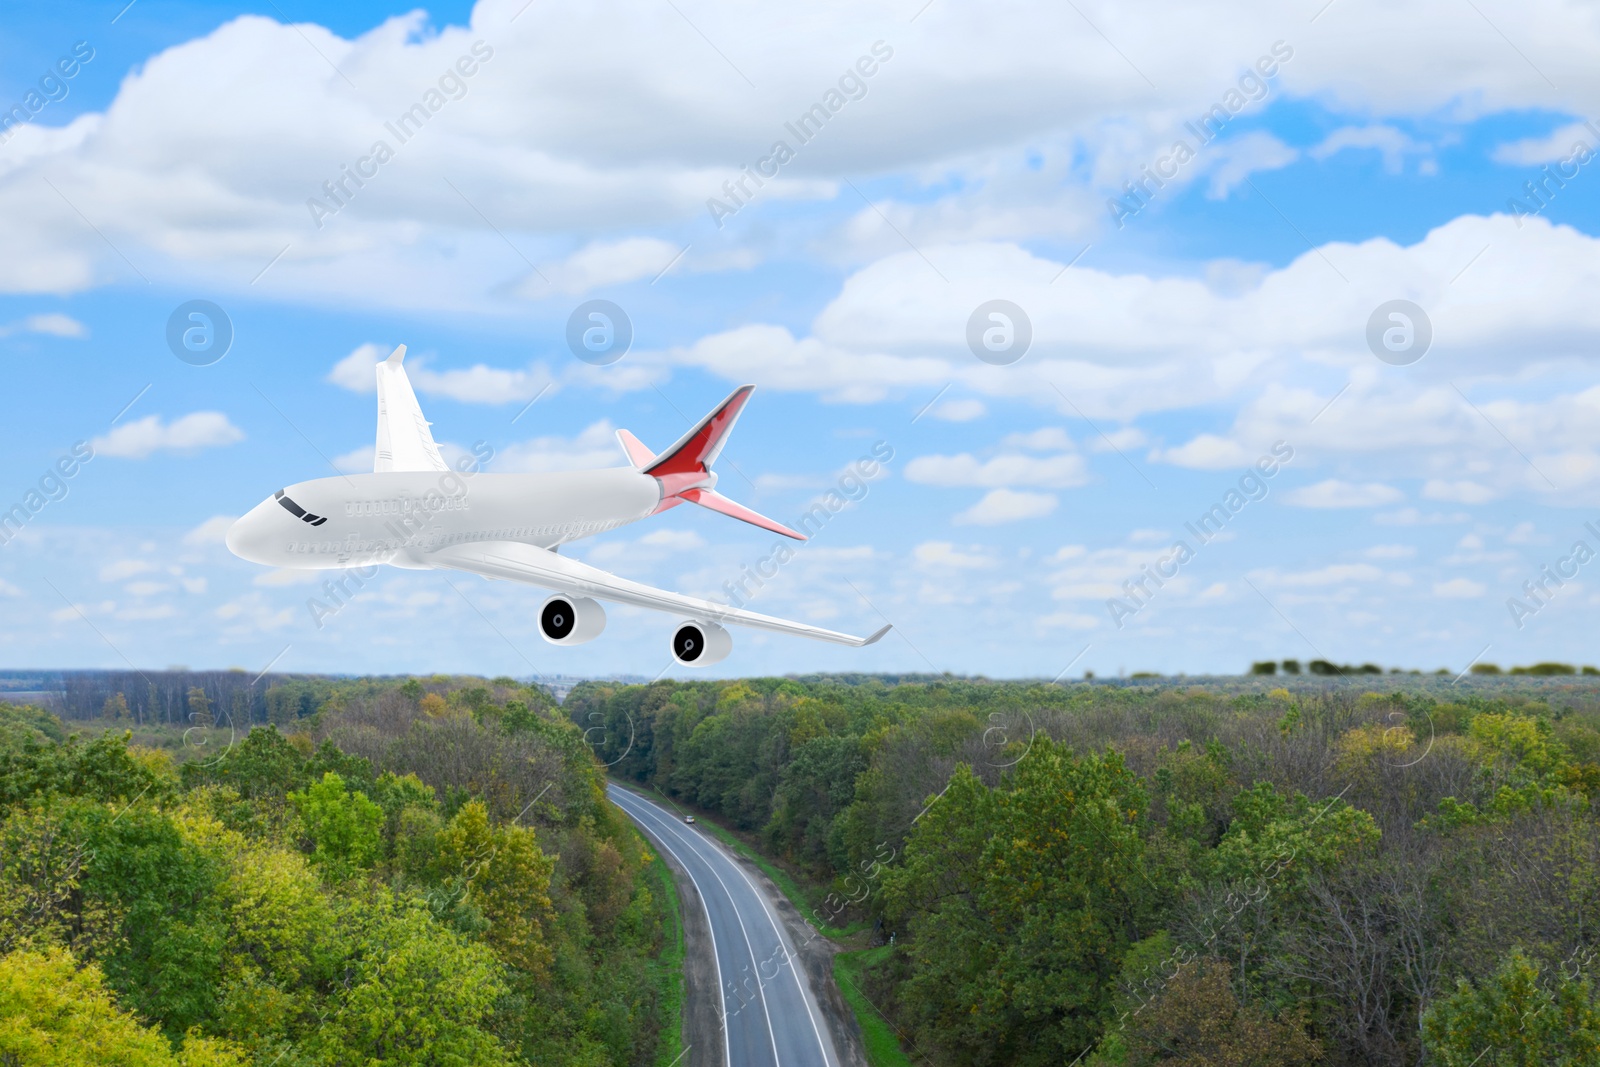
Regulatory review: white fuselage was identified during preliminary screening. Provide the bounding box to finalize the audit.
[226,468,668,571]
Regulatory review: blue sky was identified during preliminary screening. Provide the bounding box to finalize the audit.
[3,0,1600,679]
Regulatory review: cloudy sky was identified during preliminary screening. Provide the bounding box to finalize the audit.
[2,0,1599,679]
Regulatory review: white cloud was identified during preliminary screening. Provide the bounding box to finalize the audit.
[1003,427,1074,451]
[638,529,707,551]
[928,398,987,422]
[496,420,623,473]
[253,568,324,586]
[329,343,553,404]
[1205,131,1298,196]
[1434,577,1486,598]
[1039,610,1099,630]
[1284,480,1404,508]
[1156,434,1256,470]
[1422,478,1497,504]
[182,516,237,545]
[953,489,1057,525]
[99,559,154,582]
[92,412,244,459]
[1263,563,1387,587]
[1309,125,1427,173]
[1364,543,1416,559]
[124,580,170,597]
[914,541,996,569]
[0,313,88,338]
[905,451,1088,489]
[328,343,387,392]
[0,0,1598,308]
[1492,120,1600,165]
[534,237,683,296]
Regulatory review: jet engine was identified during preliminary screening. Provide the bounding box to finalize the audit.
[670,620,731,666]
[538,595,606,645]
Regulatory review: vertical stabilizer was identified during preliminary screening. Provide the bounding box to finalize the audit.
[374,344,448,473]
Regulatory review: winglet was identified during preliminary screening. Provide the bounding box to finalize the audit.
[386,344,406,365]
[861,623,892,647]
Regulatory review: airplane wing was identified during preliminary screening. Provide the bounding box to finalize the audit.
[427,540,891,647]
[375,345,449,473]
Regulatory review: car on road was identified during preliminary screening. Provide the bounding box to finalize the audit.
[684,815,696,824]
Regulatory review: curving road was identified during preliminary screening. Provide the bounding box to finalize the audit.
[608,784,841,1067]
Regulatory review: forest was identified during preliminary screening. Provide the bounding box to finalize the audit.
[7,669,1600,1065]
[0,676,679,1066]
[569,673,1600,1066]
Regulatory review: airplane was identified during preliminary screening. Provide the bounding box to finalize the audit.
[226,345,890,665]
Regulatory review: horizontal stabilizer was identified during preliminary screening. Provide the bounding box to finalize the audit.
[681,488,805,540]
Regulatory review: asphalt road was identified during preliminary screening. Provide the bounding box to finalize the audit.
[608,784,841,1067]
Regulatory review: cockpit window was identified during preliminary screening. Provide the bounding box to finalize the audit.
[275,490,327,526]
[275,489,306,518]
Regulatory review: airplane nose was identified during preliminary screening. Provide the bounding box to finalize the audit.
[225,506,274,564]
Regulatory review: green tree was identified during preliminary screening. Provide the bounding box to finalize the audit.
[288,772,382,878]
[309,894,513,1066]
[180,725,304,800]
[1421,949,1600,1065]
[884,737,1149,1065]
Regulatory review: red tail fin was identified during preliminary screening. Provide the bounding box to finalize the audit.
[644,385,753,477]
[628,385,806,541]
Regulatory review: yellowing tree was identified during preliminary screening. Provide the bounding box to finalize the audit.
[0,947,244,1066]
[436,800,557,978]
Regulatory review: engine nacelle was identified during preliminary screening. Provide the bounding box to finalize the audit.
[670,620,732,666]
[538,595,606,645]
